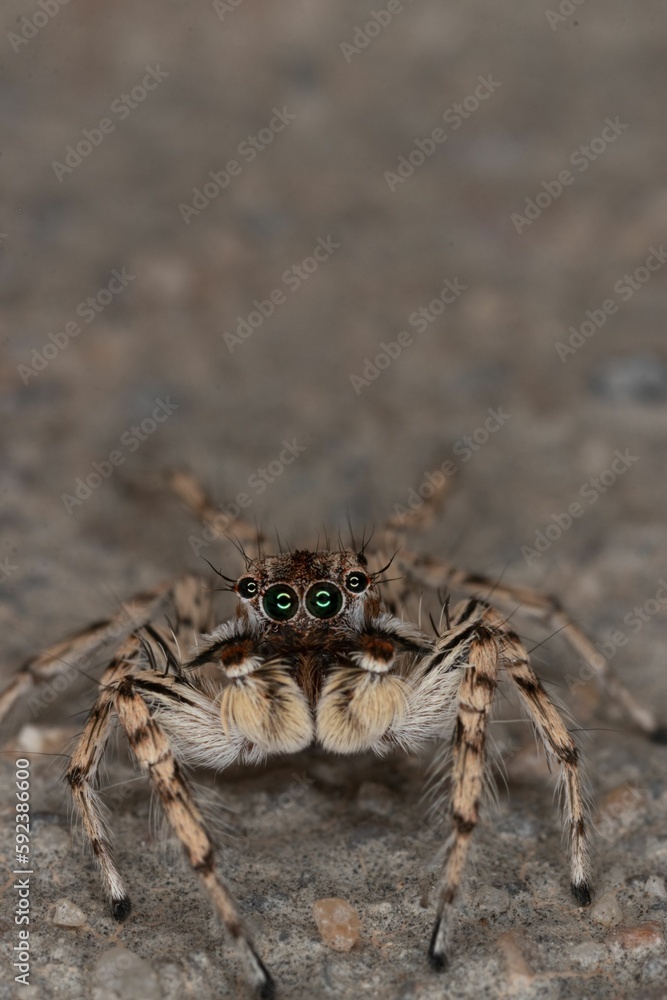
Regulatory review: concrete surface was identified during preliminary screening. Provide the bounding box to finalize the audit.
[1,1,667,997]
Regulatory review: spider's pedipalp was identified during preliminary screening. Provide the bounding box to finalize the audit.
[315,606,433,753]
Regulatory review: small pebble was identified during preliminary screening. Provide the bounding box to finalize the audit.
[92,946,160,1000]
[313,898,360,952]
[16,724,77,755]
[52,899,86,928]
[570,942,606,969]
[496,929,533,982]
[590,891,622,927]
[607,922,664,957]
[644,875,667,899]
[641,955,667,985]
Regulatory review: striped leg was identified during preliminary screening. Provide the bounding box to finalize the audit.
[502,636,593,905]
[113,673,274,999]
[428,605,498,971]
[66,652,233,917]
[0,580,171,726]
[66,576,215,920]
[394,549,661,740]
[421,598,592,972]
[66,638,144,920]
[169,468,265,558]
[373,468,450,615]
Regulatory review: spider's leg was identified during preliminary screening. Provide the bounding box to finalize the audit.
[381,465,450,539]
[65,573,213,915]
[142,575,215,677]
[369,470,450,615]
[66,636,147,920]
[68,621,273,999]
[169,468,265,560]
[0,579,171,727]
[395,550,661,740]
[502,632,593,906]
[112,671,274,999]
[426,600,499,972]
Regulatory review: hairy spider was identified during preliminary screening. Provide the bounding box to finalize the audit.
[1,470,663,998]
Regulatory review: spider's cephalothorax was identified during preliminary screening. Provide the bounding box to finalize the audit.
[188,548,433,757]
[1,469,663,1000]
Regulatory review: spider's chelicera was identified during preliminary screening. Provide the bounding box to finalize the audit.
[0,469,663,1000]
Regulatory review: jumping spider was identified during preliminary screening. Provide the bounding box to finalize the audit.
[1,470,663,998]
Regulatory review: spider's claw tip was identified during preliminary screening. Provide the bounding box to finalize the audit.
[649,726,667,745]
[251,951,275,1000]
[427,919,449,972]
[111,896,132,922]
[256,973,276,1000]
[571,882,592,907]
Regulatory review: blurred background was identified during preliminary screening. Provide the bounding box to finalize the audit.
[1,2,666,998]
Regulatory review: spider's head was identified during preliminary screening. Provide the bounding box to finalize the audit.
[232,549,380,634]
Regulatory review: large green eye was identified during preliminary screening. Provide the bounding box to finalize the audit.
[345,571,369,594]
[263,584,299,621]
[305,582,343,619]
[237,577,258,599]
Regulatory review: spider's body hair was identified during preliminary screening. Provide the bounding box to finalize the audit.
[2,467,660,997]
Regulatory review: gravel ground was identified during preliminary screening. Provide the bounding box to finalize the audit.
[1,2,667,998]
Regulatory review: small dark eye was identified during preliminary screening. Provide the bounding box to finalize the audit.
[305,582,343,619]
[345,571,369,594]
[263,584,299,621]
[237,577,259,599]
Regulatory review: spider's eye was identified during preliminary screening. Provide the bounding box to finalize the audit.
[305,582,343,619]
[345,571,369,594]
[263,584,299,621]
[237,577,258,599]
